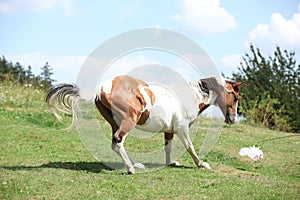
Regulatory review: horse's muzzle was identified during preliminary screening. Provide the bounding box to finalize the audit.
[225,114,236,125]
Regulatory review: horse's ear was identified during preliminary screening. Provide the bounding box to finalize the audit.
[233,82,245,87]
[233,82,245,92]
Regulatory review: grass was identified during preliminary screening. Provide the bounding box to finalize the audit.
[0,83,299,199]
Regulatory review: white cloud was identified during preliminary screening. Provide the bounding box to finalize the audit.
[247,3,300,57]
[0,0,77,16]
[0,1,12,14]
[173,0,238,34]
[221,54,243,67]
[98,53,205,84]
[6,52,86,82]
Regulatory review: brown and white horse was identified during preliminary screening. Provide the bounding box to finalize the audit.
[46,75,243,174]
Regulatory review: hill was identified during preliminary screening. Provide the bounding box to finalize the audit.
[0,83,299,199]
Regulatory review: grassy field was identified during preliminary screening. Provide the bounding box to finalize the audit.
[0,83,299,200]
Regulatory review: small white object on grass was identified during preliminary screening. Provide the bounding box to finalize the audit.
[239,146,263,160]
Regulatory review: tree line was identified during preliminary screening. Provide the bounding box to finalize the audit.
[0,55,55,89]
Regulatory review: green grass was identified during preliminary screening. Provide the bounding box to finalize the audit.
[1,83,299,199]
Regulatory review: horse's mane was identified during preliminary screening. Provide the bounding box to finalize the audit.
[189,77,225,95]
[200,77,226,94]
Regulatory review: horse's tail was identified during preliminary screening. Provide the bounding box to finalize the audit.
[45,83,80,129]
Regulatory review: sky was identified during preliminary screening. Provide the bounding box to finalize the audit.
[1,0,299,82]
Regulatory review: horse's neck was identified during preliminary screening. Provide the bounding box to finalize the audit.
[188,80,218,106]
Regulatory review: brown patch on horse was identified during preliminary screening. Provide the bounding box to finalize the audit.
[144,88,155,105]
[224,80,244,104]
[95,75,155,143]
[164,132,174,145]
[225,80,244,93]
[198,103,210,114]
[137,110,150,125]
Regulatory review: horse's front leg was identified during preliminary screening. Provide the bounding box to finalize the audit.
[177,128,211,169]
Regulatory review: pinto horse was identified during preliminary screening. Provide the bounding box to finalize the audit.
[46,75,243,174]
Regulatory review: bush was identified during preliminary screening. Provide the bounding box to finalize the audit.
[242,93,292,132]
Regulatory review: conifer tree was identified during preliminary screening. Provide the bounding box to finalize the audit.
[40,62,55,88]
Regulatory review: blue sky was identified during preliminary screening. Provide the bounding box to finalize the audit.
[1,0,299,82]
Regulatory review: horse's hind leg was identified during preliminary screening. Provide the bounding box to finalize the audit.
[111,134,135,174]
[111,139,145,173]
[95,99,144,173]
[96,94,146,173]
[164,132,180,166]
[112,119,146,174]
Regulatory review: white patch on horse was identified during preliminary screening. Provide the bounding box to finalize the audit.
[136,83,200,134]
[189,81,207,101]
[97,79,113,99]
[136,85,181,133]
[189,80,218,106]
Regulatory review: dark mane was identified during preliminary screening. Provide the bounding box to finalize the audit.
[199,77,225,95]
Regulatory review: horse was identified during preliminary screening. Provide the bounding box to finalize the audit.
[45,75,243,174]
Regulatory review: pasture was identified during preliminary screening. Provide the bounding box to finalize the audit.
[1,83,299,199]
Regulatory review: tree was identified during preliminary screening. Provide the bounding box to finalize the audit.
[0,55,10,74]
[25,65,34,83]
[232,45,300,132]
[0,56,12,81]
[13,62,26,84]
[40,62,55,88]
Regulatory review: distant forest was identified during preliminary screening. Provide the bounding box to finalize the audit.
[0,55,55,89]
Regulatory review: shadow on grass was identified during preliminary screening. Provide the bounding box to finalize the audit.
[205,150,251,171]
[2,151,246,174]
[1,161,113,173]
[1,161,197,174]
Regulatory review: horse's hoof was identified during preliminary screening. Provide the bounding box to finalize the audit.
[113,135,122,143]
[127,171,135,175]
[169,161,180,166]
[200,162,211,169]
[134,162,145,169]
[127,167,135,174]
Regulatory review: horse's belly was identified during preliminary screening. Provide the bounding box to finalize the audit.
[136,104,174,133]
[136,85,179,133]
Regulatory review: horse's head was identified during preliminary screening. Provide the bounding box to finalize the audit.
[216,80,244,125]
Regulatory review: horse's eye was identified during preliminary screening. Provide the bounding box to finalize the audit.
[233,94,238,102]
